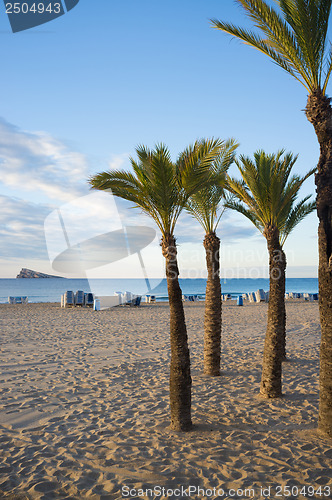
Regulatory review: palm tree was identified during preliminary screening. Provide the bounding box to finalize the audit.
[185,138,238,376]
[89,140,223,431]
[226,150,315,398]
[211,0,332,438]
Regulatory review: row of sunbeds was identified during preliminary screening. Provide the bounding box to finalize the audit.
[61,290,142,309]
[8,296,28,304]
[240,289,319,303]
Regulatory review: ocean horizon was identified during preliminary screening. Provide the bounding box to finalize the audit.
[0,277,319,303]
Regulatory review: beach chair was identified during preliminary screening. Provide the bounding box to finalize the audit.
[248,293,256,303]
[135,296,141,306]
[84,293,94,307]
[114,291,123,304]
[255,289,266,302]
[122,291,132,304]
[75,290,84,306]
[130,296,141,306]
[8,296,28,304]
[63,291,75,307]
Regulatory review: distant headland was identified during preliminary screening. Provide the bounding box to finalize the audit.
[16,268,65,279]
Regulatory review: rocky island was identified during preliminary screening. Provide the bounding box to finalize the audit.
[16,268,64,279]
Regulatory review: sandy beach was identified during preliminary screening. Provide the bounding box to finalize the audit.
[0,300,331,500]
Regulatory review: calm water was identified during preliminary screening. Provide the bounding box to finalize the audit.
[0,278,319,303]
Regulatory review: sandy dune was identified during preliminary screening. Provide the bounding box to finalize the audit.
[0,301,331,499]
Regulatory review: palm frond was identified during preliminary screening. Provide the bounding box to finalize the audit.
[225,150,315,246]
[280,197,316,245]
[224,197,263,232]
[211,0,332,93]
[185,138,239,233]
[89,139,226,238]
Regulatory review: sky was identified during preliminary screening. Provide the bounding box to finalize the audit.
[0,0,327,279]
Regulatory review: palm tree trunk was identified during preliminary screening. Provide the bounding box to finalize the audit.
[260,226,285,398]
[203,232,222,376]
[162,234,192,431]
[281,256,287,361]
[306,91,332,437]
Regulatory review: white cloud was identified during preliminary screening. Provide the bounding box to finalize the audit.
[0,194,51,260]
[108,153,130,171]
[0,117,90,202]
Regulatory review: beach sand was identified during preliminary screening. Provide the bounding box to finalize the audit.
[0,301,331,500]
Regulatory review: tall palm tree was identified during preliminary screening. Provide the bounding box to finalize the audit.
[185,138,238,376]
[226,150,315,398]
[211,0,332,438]
[89,140,223,431]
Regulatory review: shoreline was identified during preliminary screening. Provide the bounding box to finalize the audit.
[1,301,331,499]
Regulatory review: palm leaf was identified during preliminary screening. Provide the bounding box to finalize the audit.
[211,0,332,92]
[89,139,225,238]
[225,150,315,245]
[185,138,238,233]
[280,197,316,245]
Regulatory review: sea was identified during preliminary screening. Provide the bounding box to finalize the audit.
[0,278,319,303]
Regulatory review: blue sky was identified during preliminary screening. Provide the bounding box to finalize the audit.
[0,0,325,278]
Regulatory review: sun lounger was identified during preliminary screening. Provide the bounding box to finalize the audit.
[63,290,74,307]
[84,293,94,307]
[114,291,123,304]
[8,296,28,304]
[75,290,84,306]
[129,296,141,306]
[122,291,132,304]
[145,295,156,303]
[255,289,266,302]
